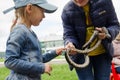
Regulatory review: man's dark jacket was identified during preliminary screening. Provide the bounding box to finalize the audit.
[61,0,120,70]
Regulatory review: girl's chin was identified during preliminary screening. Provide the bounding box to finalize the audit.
[33,23,40,26]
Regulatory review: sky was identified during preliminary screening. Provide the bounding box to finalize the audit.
[0,0,120,52]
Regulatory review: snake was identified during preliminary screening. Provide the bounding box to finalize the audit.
[64,27,111,68]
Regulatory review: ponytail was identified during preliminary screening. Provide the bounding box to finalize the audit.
[10,11,18,32]
[10,6,29,32]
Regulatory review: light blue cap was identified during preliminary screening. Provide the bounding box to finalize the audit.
[3,0,58,14]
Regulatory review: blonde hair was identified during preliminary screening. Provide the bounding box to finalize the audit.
[10,6,29,31]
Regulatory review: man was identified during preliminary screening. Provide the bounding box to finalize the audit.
[61,0,120,80]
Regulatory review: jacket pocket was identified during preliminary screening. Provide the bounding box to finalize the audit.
[91,8,107,26]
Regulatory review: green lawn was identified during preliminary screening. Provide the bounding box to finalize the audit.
[0,67,9,80]
[0,64,78,80]
[0,58,4,62]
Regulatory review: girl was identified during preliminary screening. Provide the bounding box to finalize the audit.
[112,32,120,73]
[3,0,65,80]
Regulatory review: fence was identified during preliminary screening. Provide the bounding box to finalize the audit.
[0,52,5,58]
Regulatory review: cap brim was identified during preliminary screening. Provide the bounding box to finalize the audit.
[3,6,15,14]
[37,3,57,13]
[3,3,57,14]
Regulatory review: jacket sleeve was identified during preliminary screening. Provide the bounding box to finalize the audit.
[42,50,58,63]
[5,27,45,75]
[106,0,120,41]
[61,9,80,46]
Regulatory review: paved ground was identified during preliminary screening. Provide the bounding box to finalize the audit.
[0,62,4,67]
[48,59,67,64]
[0,59,67,68]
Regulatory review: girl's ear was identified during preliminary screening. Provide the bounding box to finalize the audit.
[26,4,32,14]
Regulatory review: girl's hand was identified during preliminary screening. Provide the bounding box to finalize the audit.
[56,48,66,55]
[44,63,52,76]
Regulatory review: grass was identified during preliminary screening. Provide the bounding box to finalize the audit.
[0,58,4,62]
[0,64,78,80]
[0,67,10,80]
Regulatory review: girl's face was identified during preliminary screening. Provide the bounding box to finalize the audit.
[26,5,45,27]
[74,0,89,6]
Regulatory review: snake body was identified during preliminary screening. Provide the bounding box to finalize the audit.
[65,27,111,68]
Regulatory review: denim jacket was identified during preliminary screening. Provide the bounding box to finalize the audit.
[5,24,58,80]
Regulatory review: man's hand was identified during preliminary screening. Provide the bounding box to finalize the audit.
[65,42,77,55]
[95,27,107,39]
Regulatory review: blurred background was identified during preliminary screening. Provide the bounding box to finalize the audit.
[0,1,120,79]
